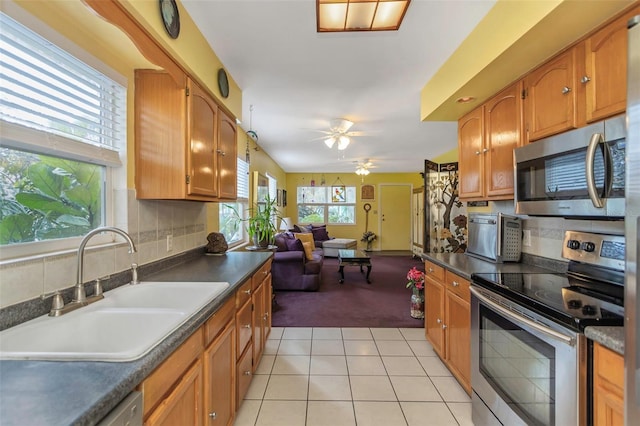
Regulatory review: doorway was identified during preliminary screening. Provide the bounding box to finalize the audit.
[379,184,412,251]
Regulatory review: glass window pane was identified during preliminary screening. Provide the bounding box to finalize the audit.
[328,205,355,224]
[297,186,327,203]
[219,202,244,244]
[0,146,104,245]
[298,205,324,223]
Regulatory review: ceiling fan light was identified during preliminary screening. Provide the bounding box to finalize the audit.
[324,137,336,148]
[337,135,350,150]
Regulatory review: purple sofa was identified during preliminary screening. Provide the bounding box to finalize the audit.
[272,232,324,291]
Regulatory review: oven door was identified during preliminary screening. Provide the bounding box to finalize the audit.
[471,286,585,426]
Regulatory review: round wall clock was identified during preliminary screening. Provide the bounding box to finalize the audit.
[159,0,180,39]
[218,68,229,98]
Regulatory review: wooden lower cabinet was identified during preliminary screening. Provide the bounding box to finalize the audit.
[593,342,624,426]
[424,260,471,394]
[146,360,203,426]
[203,321,235,426]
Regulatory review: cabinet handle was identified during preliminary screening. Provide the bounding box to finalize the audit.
[263,270,268,275]
[209,412,217,419]
[216,149,226,156]
[581,75,591,84]
[243,324,251,329]
[243,370,252,376]
[561,86,572,94]
[436,318,441,324]
[244,289,252,295]
[482,148,488,153]
[428,267,434,273]
[474,151,481,155]
[442,324,447,330]
[452,281,459,287]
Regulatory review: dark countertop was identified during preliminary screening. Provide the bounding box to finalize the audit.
[421,252,625,354]
[0,251,272,426]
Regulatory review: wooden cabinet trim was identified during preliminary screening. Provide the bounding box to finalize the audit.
[204,296,235,346]
[424,260,445,281]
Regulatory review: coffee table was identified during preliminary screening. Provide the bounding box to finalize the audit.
[337,249,372,284]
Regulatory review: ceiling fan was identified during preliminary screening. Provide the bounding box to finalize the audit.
[354,159,376,175]
[317,118,359,150]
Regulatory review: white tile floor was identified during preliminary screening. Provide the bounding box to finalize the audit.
[234,327,473,426]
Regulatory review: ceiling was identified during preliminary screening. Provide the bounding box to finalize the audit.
[181,0,497,174]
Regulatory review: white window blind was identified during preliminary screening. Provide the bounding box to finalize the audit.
[266,172,277,201]
[237,158,249,200]
[0,12,124,165]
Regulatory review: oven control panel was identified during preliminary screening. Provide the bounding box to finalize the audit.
[562,231,625,271]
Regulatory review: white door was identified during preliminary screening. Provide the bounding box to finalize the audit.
[380,184,412,250]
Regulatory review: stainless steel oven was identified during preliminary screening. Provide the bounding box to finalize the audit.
[471,231,625,426]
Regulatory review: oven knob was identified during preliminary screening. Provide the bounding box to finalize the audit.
[567,240,580,250]
[582,305,597,316]
[582,242,596,252]
[567,299,582,309]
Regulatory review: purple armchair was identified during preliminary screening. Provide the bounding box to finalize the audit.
[272,233,324,291]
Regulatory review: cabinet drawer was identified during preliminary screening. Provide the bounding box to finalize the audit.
[141,328,203,418]
[204,296,235,347]
[594,343,624,391]
[252,260,272,291]
[235,299,252,359]
[235,279,252,308]
[445,270,470,302]
[236,341,253,404]
[425,260,445,281]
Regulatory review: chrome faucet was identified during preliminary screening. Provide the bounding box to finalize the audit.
[48,227,137,316]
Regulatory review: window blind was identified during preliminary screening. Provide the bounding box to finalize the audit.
[237,158,249,200]
[0,12,125,164]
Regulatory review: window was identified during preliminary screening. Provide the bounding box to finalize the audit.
[297,186,356,224]
[0,12,125,253]
[219,158,249,245]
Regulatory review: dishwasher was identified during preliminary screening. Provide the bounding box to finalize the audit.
[97,391,143,426]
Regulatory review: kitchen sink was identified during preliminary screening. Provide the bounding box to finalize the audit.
[0,281,229,362]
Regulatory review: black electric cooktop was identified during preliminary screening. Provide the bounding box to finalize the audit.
[471,272,625,331]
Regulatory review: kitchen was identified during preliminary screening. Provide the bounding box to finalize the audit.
[0,1,639,425]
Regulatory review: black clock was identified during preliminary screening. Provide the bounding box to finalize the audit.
[218,68,229,98]
[159,0,180,39]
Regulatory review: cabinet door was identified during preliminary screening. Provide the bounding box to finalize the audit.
[425,278,445,358]
[444,291,471,394]
[484,81,522,198]
[217,110,238,199]
[594,343,624,426]
[204,322,235,426]
[584,5,639,123]
[525,48,577,141]
[187,80,219,198]
[264,273,272,341]
[146,359,203,426]
[252,281,265,369]
[458,106,485,199]
[236,299,252,361]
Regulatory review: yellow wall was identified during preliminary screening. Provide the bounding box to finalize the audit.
[285,173,423,250]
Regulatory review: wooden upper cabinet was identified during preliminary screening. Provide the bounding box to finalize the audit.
[217,110,238,200]
[524,48,577,141]
[584,5,639,123]
[135,70,238,201]
[188,80,219,198]
[484,81,522,198]
[458,106,484,199]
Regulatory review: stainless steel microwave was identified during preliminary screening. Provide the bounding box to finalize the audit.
[514,115,626,218]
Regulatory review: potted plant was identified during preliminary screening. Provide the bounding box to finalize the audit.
[229,194,279,248]
[361,231,377,251]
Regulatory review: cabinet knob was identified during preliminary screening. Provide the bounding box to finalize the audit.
[442,324,447,330]
[580,75,591,84]
[244,289,252,295]
[452,281,459,287]
[482,148,488,153]
[436,318,441,324]
[428,267,434,273]
[243,324,251,329]
[474,151,481,155]
[209,412,217,419]
[216,149,226,156]
[561,86,572,94]
[243,370,252,376]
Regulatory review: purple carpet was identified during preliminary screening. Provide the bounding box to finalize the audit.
[271,253,426,328]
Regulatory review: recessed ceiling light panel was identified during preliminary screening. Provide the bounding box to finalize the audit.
[317,0,411,32]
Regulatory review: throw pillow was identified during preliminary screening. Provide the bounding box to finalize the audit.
[301,241,315,261]
[294,232,315,247]
[294,224,312,233]
[285,238,304,252]
[311,227,330,241]
[274,233,289,252]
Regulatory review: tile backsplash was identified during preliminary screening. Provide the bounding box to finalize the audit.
[0,190,208,309]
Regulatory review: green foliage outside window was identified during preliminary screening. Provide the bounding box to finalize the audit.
[0,147,103,245]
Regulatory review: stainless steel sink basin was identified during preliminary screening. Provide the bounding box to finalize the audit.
[0,281,229,362]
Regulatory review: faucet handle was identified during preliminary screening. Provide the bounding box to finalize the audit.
[94,276,108,297]
[42,291,65,317]
[131,263,140,285]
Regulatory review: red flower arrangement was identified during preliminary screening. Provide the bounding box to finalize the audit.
[406,267,425,291]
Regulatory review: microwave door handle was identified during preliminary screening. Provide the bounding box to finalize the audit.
[470,287,576,346]
[586,133,605,208]
[602,140,614,197]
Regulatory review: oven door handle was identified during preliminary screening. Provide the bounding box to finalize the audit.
[470,286,576,347]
